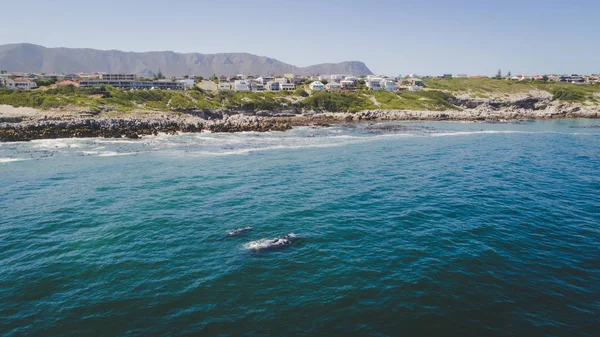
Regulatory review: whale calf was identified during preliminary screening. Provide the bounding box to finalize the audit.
[226,226,253,237]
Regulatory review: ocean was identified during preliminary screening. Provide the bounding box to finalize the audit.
[1,119,599,336]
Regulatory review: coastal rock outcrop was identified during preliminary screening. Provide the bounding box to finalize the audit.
[1,94,599,142]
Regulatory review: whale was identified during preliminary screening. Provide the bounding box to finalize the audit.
[226,226,253,237]
[244,233,299,251]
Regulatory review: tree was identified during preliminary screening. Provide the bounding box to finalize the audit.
[507,70,512,77]
[194,76,204,83]
[295,88,309,97]
[320,79,328,85]
[542,75,549,82]
[156,69,164,80]
[495,69,502,79]
[210,74,218,82]
[183,75,189,79]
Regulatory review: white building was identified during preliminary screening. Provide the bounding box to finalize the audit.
[12,78,37,90]
[236,74,246,80]
[340,80,355,90]
[382,80,396,91]
[101,74,136,81]
[408,85,422,91]
[366,78,384,90]
[1,77,16,89]
[330,74,345,82]
[39,73,65,81]
[177,79,195,88]
[257,76,274,85]
[309,81,325,91]
[266,81,281,91]
[280,83,295,91]
[234,80,250,91]
[326,82,341,91]
[275,78,288,84]
[218,82,232,90]
[250,82,265,91]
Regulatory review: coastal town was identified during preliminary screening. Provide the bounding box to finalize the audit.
[1,69,599,92]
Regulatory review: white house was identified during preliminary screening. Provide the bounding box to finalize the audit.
[325,82,341,91]
[330,74,345,82]
[382,80,396,92]
[234,80,250,91]
[366,78,384,90]
[1,77,16,89]
[340,80,355,90]
[408,85,422,91]
[12,78,37,90]
[266,81,281,91]
[257,76,274,85]
[250,81,264,91]
[40,73,65,81]
[177,79,195,88]
[218,82,232,90]
[344,76,358,82]
[280,83,295,91]
[309,81,325,91]
[236,74,246,80]
[275,77,288,84]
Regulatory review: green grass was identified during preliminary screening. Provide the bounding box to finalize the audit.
[423,78,600,103]
[300,91,375,112]
[2,80,599,114]
[372,90,457,111]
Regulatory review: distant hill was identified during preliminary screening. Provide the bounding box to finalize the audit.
[0,43,373,77]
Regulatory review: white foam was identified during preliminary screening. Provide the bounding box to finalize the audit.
[187,142,349,156]
[94,140,138,144]
[243,238,277,250]
[97,151,137,157]
[31,138,85,149]
[243,233,297,250]
[0,157,27,163]
[429,130,530,137]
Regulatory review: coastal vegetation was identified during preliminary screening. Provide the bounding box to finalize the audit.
[423,78,600,103]
[0,79,599,115]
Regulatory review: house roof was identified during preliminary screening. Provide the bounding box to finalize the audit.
[57,80,79,86]
[13,77,32,83]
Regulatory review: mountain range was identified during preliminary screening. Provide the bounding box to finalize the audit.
[0,43,373,77]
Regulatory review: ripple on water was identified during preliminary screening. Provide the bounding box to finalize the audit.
[0,120,599,336]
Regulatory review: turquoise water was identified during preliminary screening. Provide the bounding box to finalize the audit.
[1,120,599,336]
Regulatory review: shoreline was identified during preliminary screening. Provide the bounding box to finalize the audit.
[1,105,600,142]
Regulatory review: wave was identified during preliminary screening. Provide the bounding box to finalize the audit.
[429,130,532,137]
[243,239,274,250]
[187,142,350,156]
[31,138,85,149]
[0,157,27,163]
[97,152,137,157]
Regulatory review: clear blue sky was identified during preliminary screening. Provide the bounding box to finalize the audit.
[2,0,599,76]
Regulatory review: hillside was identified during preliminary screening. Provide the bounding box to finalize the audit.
[0,43,373,77]
[1,78,598,115]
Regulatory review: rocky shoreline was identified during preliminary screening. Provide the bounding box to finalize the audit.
[1,94,600,142]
